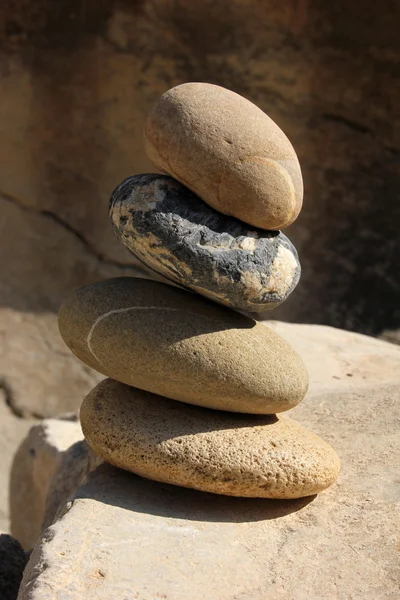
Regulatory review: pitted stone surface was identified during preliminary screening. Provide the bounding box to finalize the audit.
[81,379,340,499]
[109,174,300,312]
[58,277,309,414]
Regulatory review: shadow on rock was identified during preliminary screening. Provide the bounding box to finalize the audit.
[76,463,316,524]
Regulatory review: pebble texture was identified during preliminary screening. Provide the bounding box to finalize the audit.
[58,277,309,414]
[81,379,340,498]
[144,82,303,230]
[110,174,300,312]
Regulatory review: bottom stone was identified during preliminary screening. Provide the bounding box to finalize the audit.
[80,379,340,499]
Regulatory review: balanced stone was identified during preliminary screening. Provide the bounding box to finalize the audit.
[81,379,340,499]
[110,174,301,312]
[144,82,303,231]
[58,277,308,414]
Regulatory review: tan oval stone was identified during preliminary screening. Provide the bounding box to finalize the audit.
[81,379,340,499]
[144,82,303,230]
[58,277,308,414]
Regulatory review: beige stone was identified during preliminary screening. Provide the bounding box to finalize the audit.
[10,419,84,550]
[144,83,303,230]
[81,378,339,499]
[18,384,400,599]
[58,277,309,414]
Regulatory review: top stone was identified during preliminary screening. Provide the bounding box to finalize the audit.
[144,82,303,231]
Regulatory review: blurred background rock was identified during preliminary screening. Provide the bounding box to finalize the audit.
[0,0,399,418]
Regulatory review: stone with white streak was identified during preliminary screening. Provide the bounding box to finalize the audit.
[58,277,309,414]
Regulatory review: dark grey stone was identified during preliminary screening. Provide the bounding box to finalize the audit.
[109,174,301,312]
[0,534,27,600]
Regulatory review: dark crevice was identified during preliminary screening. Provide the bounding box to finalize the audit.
[384,146,400,158]
[0,189,143,271]
[322,113,372,135]
[0,378,19,415]
[0,377,46,420]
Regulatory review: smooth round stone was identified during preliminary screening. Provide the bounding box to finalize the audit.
[58,277,308,414]
[81,379,340,499]
[144,82,303,231]
[109,174,301,313]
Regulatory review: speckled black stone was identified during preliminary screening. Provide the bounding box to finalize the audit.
[109,174,301,312]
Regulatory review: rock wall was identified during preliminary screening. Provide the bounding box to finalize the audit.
[0,0,399,416]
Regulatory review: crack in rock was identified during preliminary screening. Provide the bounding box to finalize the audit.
[0,189,143,271]
[0,377,47,420]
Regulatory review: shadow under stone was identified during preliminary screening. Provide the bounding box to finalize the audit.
[76,463,316,524]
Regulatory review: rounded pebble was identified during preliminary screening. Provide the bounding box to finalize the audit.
[110,174,301,312]
[58,277,309,414]
[144,82,303,230]
[81,379,340,499]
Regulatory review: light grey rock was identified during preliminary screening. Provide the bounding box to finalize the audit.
[0,389,33,533]
[42,439,101,532]
[110,174,301,312]
[18,385,400,600]
[264,320,400,396]
[10,420,85,550]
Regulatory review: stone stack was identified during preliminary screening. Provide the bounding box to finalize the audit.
[58,83,340,499]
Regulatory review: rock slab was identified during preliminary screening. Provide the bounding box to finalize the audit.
[19,385,400,599]
[0,389,33,533]
[110,174,301,312]
[10,419,85,550]
[81,379,339,498]
[58,277,309,414]
[144,82,303,230]
[265,320,400,396]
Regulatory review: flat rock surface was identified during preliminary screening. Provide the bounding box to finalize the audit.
[0,392,34,533]
[265,320,400,395]
[19,384,400,600]
[110,174,300,312]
